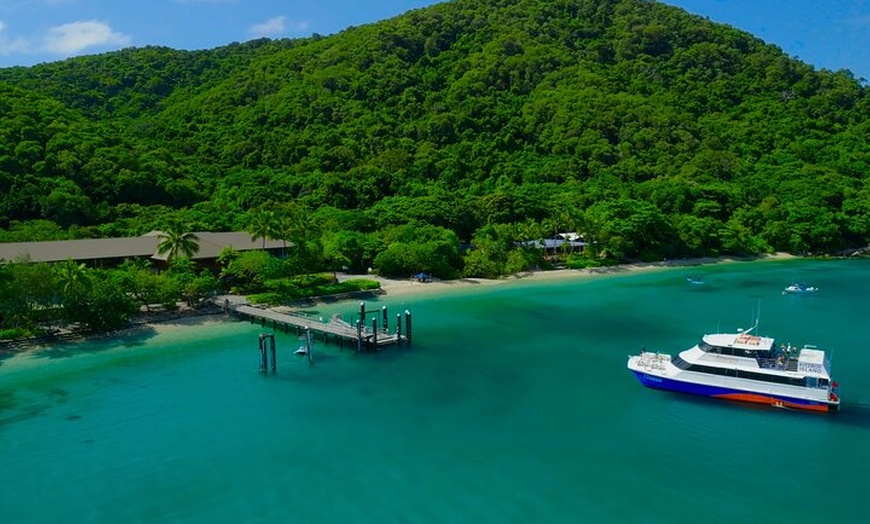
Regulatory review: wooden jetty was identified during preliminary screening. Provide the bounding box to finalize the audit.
[229,301,411,351]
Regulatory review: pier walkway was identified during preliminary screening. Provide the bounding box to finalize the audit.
[228,302,411,351]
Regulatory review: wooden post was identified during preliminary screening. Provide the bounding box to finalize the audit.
[404,310,412,345]
[382,306,388,332]
[359,301,366,326]
[305,328,313,364]
[356,319,362,352]
[372,317,378,350]
[396,313,402,346]
[258,333,268,372]
[258,333,276,373]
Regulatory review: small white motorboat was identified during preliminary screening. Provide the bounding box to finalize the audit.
[783,282,818,294]
[294,328,314,361]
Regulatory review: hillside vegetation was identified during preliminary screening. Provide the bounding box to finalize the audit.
[1,0,868,272]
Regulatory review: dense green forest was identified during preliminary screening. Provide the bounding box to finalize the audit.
[1,0,869,274]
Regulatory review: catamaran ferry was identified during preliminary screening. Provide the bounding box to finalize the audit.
[627,326,840,413]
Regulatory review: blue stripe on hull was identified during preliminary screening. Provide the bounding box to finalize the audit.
[631,371,831,410]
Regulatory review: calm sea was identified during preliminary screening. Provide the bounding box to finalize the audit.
[1,259,868,523]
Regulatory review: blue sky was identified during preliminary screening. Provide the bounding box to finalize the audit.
[0,0,868,81]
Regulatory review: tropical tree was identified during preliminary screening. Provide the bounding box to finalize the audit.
[66,275,139,332]
[114,260,166,312]
[5,261,57,330]
[246,208,278,249]
[54,258,93,296]
[156,223,200,262]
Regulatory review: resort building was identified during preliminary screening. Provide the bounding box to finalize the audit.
[0,231,287,267]
[519,232,587,254]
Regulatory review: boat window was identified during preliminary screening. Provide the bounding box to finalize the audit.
[684,362,807,387]
[699,341,717,353]
[672,355,692,370]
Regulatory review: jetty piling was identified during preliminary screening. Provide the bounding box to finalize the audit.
[258,333,276,373]
[382,306,388,332]
[396,313,402,346]
[230,301,410,355]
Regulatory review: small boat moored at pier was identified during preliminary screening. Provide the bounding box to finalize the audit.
[627,325,840,413]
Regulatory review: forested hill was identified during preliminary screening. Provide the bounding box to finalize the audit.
[0,0,868,261]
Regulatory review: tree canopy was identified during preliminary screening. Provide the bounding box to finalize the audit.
[0,0,867,265]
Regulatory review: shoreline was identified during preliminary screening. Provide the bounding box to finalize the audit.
[1,253,797,353]
[327,252,797,301]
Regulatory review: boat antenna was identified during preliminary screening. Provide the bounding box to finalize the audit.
[746,301,761,334]
[755,300,761,331]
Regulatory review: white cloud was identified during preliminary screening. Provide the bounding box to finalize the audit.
[250,16,286,38]
[250,16,309,38]
[0,20,31,57]
[42,20,131,55]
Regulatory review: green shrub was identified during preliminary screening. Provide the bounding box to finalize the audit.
[247,293,282,305]
[341,278,381,291]
[251,276,380,304]
[289,273,336,287]
[0,328,31,340]
[264,279,303,300]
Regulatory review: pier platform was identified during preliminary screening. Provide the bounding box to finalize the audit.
[228,302,410,350]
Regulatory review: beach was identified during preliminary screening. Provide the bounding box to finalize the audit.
[0,253,797,351]
[335,253,795,300]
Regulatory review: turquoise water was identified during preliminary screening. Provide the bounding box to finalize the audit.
[1,259,869,523]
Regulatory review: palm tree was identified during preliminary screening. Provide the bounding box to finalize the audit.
[52,259,93,331]
[276,211,300,257]
[555,209,577,255]
[156,224,200,262]
[54,258,93,295]
[246,208,278,250]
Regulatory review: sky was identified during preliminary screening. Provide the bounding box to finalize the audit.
[0,0,868,81]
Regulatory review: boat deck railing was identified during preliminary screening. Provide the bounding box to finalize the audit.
[756,356,799,372]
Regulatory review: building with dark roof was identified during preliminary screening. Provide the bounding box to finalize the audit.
[0,232,288,266]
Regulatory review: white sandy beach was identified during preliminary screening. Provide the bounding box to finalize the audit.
[2,253,796,349]
[345,253,796,300]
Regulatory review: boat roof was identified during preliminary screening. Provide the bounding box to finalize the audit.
[703,332,775,352]
[799,348,824,365]
[797,348,830,378]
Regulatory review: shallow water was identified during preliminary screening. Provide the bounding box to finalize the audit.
[1,258,868,523]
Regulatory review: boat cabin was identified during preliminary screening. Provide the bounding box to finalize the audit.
[700,332,776,357]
